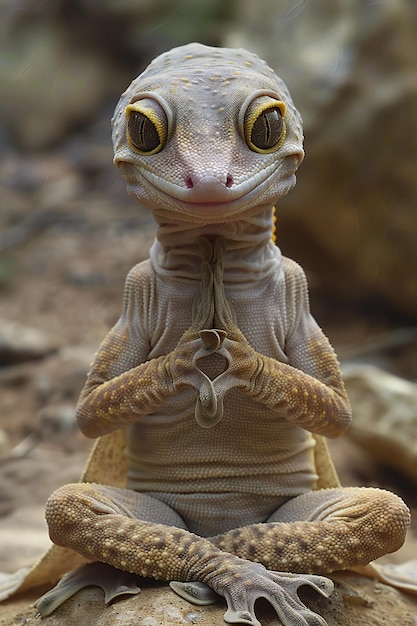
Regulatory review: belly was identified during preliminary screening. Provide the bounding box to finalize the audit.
[125,389,318,499]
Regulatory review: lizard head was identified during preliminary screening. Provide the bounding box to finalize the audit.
[112,43,304,224]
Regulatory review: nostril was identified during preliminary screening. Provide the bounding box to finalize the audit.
[184,174,233,189]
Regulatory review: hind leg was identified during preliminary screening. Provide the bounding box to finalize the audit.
[210,487,410,574]
[40,482,335,626]
[37,483,188,615]
[173,486,409,623]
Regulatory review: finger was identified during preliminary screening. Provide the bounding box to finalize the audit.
[191,262,214,330]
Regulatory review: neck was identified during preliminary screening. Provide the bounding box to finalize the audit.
[149,206,282,282]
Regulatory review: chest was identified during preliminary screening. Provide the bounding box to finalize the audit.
[146,273,291,364]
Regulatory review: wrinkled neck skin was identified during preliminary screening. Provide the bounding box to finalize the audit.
[149,204,281,283]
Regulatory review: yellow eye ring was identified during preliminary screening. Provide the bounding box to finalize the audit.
[126,98,168,155]
[244,97,286,154]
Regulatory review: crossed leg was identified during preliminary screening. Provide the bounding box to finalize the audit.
[39,483,409,625]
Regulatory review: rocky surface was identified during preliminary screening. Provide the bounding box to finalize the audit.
[2,572,417,626]
[344,364,417,483]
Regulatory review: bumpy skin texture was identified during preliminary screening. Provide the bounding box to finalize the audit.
[29,44,413,625]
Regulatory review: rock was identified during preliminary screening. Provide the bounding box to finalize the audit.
[0,506,51,573]
[36,405,77,441]
[0,345,92,453]
[33,346,92,407]
[343,364,417,482]
[0,18,128,151]
[2,572,417,626]
[0,318,58,366]
[0,430,11,458]
[227,0,417,317]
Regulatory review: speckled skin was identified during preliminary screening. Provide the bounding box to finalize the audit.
[8,44,413,626]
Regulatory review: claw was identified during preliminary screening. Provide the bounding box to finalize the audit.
[300,574,334,599]
[298,613,328,626]
[224,608,261,626]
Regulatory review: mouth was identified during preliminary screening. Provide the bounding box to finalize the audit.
[135,162,280,218]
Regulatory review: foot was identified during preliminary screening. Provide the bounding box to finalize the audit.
[35,562,141,616]
[206,561,333,626]
[170,580,220,605]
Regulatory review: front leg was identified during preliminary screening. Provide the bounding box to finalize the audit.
[212,329,351,437]
[76,330,207,438]
[193,317,351,436]
[45,483,333,626]
[76,256,220,438]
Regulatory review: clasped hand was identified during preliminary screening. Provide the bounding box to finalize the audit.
[171,325,258,428]
[169,237,260,427]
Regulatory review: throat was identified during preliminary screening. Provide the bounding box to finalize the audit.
[150,207,282,282]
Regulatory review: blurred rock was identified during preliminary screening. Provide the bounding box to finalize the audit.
[338,327,417,381]
[344,364,417,482]
[3,572,417,626]
[228,0,417,317]
[0,21,124,150]
[33,346,91,405]
[0,430,11,458]
[0,318,58,365]
[0,505,51,572]
[0,0,233,151]
[37,404,77,442]
[0,344,91,449]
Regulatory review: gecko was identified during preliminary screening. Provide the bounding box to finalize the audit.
[0,43,412,626]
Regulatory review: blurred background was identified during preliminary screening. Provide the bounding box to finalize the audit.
[0,0,417,573]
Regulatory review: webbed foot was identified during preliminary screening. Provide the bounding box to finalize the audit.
[35,562,141,617]
[210,562,333,626]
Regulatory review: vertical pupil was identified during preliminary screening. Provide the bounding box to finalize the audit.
[265,114,273,144]
[138,115,146,145]
[129,112,160,151]
[251,108,282,150]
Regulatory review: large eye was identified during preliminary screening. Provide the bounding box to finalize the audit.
[126,98,168,155]
[244,97,286,153]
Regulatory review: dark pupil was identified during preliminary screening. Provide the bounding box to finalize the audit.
[128,111,160,152]
[251,108,283,150]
